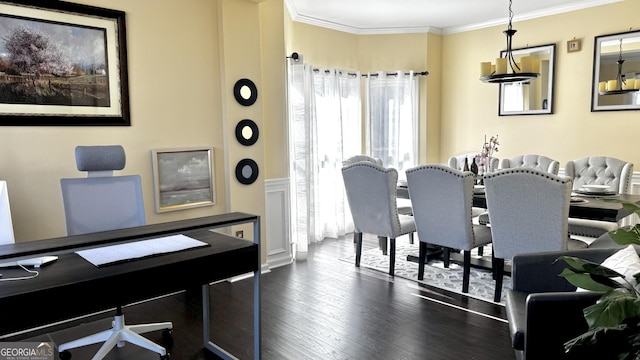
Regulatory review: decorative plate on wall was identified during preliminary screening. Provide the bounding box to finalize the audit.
[235,119,259,146]
[233,78,258,106]
[235,158,259,185]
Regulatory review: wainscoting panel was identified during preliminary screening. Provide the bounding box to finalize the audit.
[265,178,293,268]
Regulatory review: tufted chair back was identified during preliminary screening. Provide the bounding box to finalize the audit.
[500,154,560,175]
[342,155,383,167]
[564,156,633,194]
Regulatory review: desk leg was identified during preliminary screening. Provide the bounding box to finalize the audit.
[253,217,262,360]
[202,217,261,360]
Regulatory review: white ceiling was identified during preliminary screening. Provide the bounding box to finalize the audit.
[284,0,623,35]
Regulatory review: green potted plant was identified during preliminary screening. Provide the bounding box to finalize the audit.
[558,199,640,359]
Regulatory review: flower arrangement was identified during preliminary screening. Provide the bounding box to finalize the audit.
[476,134,499,173]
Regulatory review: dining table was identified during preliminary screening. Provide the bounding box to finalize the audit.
[397,182,640,223]
[396,182,640,272]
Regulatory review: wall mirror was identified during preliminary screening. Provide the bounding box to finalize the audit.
[499,44,556,116]
[592,30,640,111]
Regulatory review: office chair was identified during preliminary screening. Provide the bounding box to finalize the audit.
[59,145,172,360]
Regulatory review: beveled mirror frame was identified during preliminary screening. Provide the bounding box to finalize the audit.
[498,43,556,116]
[591,30,640,112]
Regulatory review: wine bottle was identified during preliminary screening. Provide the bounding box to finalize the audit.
[470,157,478,175]
[463,157,470,172]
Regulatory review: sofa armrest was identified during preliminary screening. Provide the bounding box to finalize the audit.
[524,292,600,360]
[511,248,616,293]
[506,290,600,358]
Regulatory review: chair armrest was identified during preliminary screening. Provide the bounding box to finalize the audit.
[511,249,617,293]
[524,292,600,360]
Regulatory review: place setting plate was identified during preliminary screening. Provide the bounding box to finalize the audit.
[570,196,589,204]
[573,184,617,197]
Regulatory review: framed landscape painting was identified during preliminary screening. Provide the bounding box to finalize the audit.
[0,1,129,125]
[152,147,216,213]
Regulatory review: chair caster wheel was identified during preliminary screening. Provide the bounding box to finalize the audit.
[59,350,71,360]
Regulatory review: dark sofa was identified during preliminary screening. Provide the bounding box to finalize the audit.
[506,248,622,359]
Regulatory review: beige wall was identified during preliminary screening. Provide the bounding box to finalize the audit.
[3,0,639,250]
[285,20,441,163]
[285,0,640,168]
[441,0,640,166]
[0,0,283,261]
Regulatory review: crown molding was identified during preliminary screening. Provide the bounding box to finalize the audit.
[285,0,622,36]
[443,0,622,34]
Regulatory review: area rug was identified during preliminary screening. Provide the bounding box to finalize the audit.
[342,242,511,304]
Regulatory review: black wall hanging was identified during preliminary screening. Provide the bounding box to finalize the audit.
[233,78,258,106]
[235,119,259,146]
[235,158,259,185]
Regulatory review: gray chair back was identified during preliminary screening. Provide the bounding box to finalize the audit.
[500,154,560,175]
[564,156,633,194]
[342,155,383,167]
[60,145,146,236]
[406,165,480,250]
[484,168,572,260]
[341,162,401,238]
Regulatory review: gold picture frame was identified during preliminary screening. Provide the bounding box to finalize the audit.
[151,147,215,213]
[567,39,581,53]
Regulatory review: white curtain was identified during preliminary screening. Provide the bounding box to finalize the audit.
[287,60,361,258]
[365,71,419,179]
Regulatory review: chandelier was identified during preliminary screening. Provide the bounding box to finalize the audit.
[599,38,638,95]
[480,0,539,84]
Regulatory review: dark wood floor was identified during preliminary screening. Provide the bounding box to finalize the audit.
[7,235,515,360]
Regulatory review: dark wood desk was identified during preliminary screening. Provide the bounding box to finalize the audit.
[0,212,261,360]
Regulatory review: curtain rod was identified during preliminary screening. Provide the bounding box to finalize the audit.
[311,68,429,77]
[364,71,429,77]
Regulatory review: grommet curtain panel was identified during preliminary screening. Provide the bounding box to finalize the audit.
[365,71,419,180]
[287,59,362,257]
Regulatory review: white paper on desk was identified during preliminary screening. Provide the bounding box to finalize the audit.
[75,234,209,267]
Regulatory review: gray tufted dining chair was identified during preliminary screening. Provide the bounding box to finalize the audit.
[342,162,416,276]
[406,164,493,294]
[483,168,588,302]
[565,156,634,240]
[499,154,560,175]
[342,155,414,250]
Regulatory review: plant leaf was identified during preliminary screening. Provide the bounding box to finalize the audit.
[609,225,640,246]
[583,291,640,328]
[557,256,626,279]
[564,325,632,358]
[560,268,617,292]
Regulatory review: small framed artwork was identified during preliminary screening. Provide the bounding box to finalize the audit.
[567,39,581,53]
[151,147,215,213]
[0,1,130,126]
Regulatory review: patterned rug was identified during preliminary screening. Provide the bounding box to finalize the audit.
[342,241,511,304]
